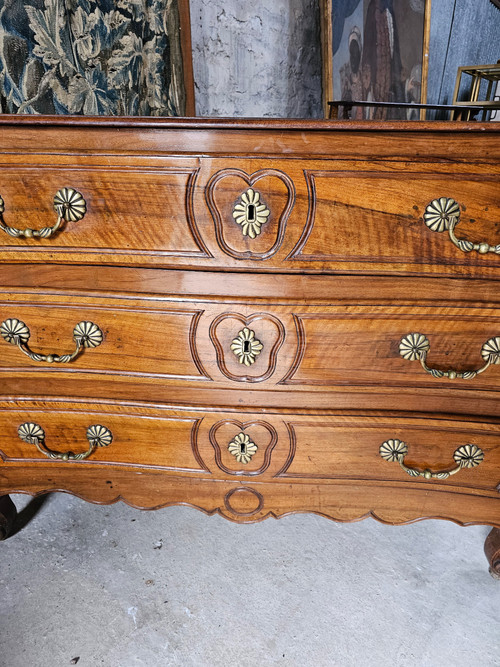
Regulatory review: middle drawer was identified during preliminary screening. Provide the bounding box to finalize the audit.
[1,291,500,400]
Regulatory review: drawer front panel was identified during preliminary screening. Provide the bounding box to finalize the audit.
[2,295,500,396]
[282,308,500,389]
[0,302,209,380]
[0,294,500,392]
[0,160,209,261]
[0,406,204,472]
[279,418,500,492]
[0,153,498,278]
[290,171,500,268]
[1,401,499,497]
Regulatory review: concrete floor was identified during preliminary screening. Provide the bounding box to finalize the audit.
[1,493,499,667]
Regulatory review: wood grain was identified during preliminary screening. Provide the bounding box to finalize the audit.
[2,293,500,397]
[0,133,497,275]
[0,119,499,541]
[1,400,499,497]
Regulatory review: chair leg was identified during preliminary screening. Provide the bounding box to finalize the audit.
[484,528,500,580]
[0,495,17,540]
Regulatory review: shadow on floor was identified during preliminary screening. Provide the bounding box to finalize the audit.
[9,494,51,537]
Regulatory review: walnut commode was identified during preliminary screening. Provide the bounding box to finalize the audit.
[0,116,499,577]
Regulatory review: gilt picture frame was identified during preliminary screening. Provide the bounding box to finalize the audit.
[321,0,431,119]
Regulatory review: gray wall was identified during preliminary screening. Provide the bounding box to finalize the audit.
[189,0,322,118]
[189,0,500,119]
[427,0,500,117]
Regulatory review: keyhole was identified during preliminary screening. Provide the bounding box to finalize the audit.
[243,340,250,353]
[247,204,256,222]
[240,442,246,454]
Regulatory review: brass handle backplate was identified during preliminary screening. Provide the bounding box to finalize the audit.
[399,333,500,380]
[0,318,103,363]
[423,197,500,256]
[380,439,484,480]
[18,422,113,461]
[0,188,86,238]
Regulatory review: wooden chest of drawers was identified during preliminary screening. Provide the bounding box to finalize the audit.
[0,117,499,573]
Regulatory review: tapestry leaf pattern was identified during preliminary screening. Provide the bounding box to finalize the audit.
[0,0,186,115]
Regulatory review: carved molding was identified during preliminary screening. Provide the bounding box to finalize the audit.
[188,310,213,381]
[206,168,295,260]
[1,166,213,260]
[209,311,285,383]
[278,314,307,385]
[286,169,318,261]
[274,422,298,477]
[224,487,264,516]
[184,167,214,258]
[208,419,278,476]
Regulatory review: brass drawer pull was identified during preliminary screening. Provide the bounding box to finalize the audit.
[424,197,500,256]
[0,188,86,238]
[380,439,484,480]
[399,333,500,379]
[18,422,113,461]
[0,318,103,363]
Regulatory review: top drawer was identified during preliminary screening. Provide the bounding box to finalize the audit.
[0,125,499,278]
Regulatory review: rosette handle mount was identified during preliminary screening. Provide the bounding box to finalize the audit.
[423,197,500,256]
[0,319,103,363]
[399,333,500,380]
[17,422,113,461]
[0,188,86,239]
[379,439,484,480]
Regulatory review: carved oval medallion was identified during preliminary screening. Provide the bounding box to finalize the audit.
[224,487,264,516]
[206,168,295,260]
[209,419,278,475]
[210,312,285,382]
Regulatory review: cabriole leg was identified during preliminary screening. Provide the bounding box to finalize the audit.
[485,528,500,580]
[0,495,17,540]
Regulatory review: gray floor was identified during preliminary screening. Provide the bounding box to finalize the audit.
[1,493,499,667]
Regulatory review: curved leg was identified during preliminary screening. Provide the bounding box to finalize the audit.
[484,528,500,580]
[0,495,17,540]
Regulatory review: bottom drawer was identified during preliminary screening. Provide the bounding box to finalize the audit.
[1,399,499,525]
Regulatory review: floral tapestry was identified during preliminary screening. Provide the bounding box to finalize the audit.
[0,0,187,115]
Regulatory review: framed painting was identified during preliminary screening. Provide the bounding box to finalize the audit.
[321,0,431,119]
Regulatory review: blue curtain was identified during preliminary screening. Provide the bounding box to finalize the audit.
[0,0,186,115]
